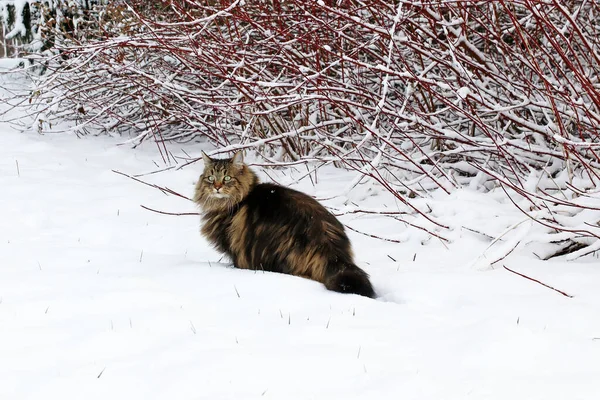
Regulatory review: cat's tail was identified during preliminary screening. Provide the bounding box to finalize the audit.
[324,264,376,298]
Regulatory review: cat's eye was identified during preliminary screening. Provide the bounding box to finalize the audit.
[224,176,231,181]
[207,176,215,182]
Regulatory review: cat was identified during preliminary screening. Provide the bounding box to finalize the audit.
[193,151,375,298]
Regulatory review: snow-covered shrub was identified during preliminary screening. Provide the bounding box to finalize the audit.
[0,0,112,56]
[6,0,600,257]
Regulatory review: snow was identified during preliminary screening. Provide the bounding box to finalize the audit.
[1,93,600,399]
[456,86,470,100]
[1,0,28,40]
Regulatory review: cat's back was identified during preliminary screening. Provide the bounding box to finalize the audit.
[243,183,335,222]
[241,183,349,253]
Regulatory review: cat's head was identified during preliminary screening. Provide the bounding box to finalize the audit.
[194,151,257,212]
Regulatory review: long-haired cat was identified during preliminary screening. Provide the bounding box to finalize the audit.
[193,151,375,298]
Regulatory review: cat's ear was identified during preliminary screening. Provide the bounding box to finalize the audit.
[201,151,212,166]
[232,151,244,166]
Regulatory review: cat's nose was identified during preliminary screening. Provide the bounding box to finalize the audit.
[214,183,223,191]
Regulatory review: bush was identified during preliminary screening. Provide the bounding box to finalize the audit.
[7,0,600,258]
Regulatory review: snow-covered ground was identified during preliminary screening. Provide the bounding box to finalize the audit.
[1,88,600,399]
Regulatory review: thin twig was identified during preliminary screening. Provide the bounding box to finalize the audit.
[140,205,199,216]
[113,169,193,201]
[344,224,405,244]
[503,265,574,298]
[490,240,521,266]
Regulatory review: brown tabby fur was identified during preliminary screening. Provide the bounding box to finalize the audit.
[194,151,375,298]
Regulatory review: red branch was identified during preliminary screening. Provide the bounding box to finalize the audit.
[112,169,193,201]
[503,265,574,298]
[140,205,199,216]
